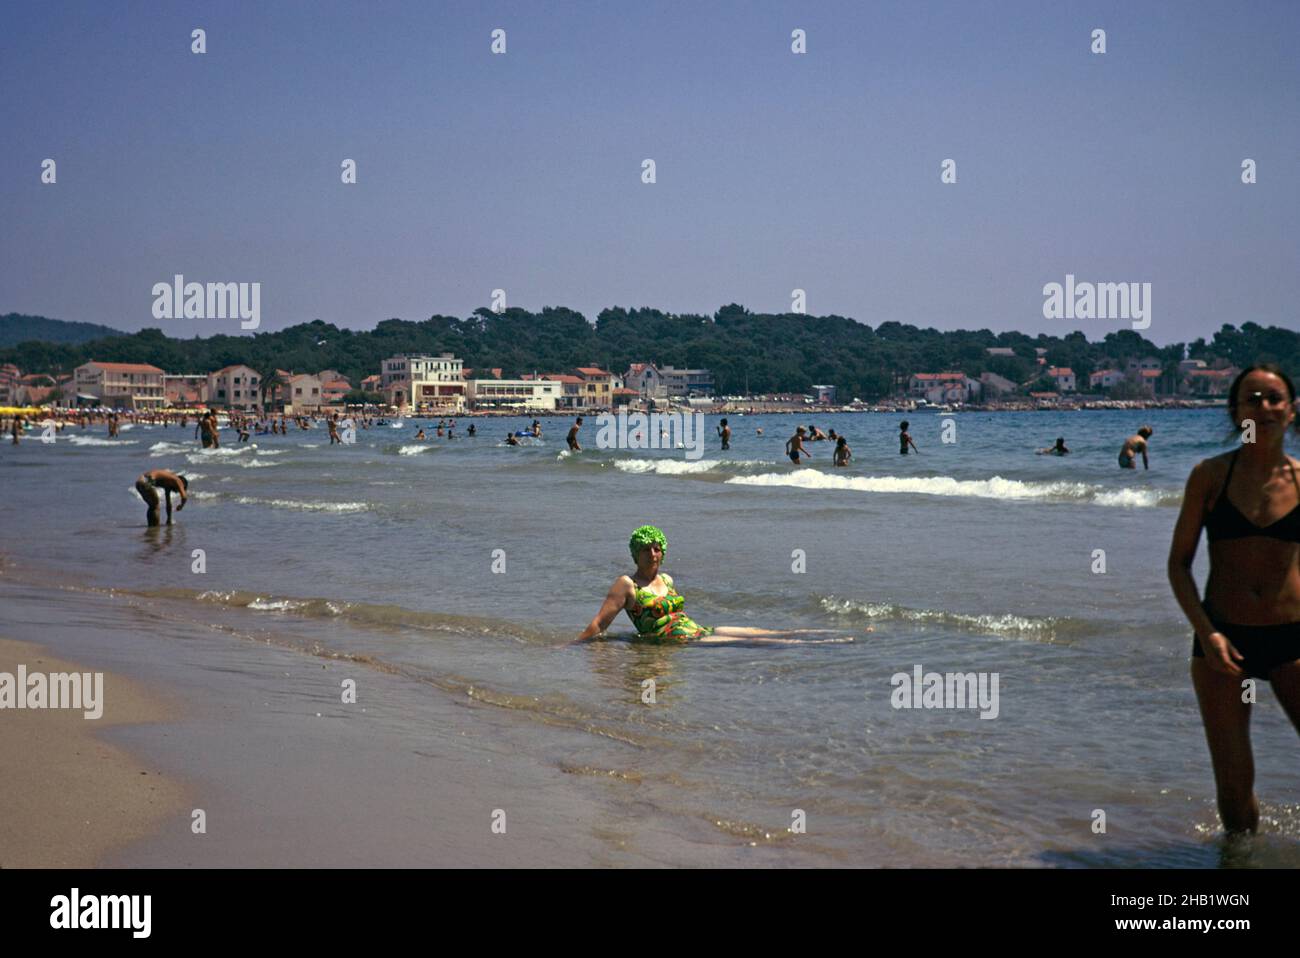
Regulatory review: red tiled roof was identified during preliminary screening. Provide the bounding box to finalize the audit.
[574,367,611,376]
[84,362,164,374]
[912,372,966,381]
[1048,367,1074,376]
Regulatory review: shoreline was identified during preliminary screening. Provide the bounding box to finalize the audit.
[0,637,187,868]
[0,576,826,868]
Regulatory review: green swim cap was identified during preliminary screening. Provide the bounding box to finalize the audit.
[629,525,667,560]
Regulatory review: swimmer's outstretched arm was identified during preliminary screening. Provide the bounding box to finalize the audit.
[572,577,633,644]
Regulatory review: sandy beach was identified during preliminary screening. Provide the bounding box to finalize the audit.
[1,575,800,868]
[0,637,186,867]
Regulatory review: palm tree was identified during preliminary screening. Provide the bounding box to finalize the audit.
[260,370,285,412]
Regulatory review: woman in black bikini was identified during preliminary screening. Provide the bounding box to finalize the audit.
[1168,363,1300,834]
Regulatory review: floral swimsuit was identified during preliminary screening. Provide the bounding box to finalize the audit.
[629,574,714,644]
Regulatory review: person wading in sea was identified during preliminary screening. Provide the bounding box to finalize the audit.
[899,420,919,455]
[1118,425,1153,469]
[134,469,189,527]
[1168,364,1300,835]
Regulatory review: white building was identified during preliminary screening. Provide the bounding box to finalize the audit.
[466,378,563,411]
[381,353,465,411]
[75,361,166,409]
[1089,369,1124,390]
[908,372,980,404]
[1046,366,1076,392]
[206,364,261,410]
[624,363,714,399]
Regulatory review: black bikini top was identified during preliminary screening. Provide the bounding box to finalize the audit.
[1205,450,1300,544]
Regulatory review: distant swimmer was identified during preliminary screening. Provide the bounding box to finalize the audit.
[807,424,828,441]
[414,428,426,439]
[786,426,812,464]
[833,436,853,467]
[828,429,839,442]
[573,526,861,646]
[531,419,542,438]
[1118,425,1153,469]
[1037,437,1070,456]
[899,420,919,455]
[717,418,731,450]
[328,414,341,445]
[756,427,764,436]
[467,423,476,437]
[107,413,119,438]
[134,469,188,527]
[567,416,583,451]
[10,416,21,444]
[505,432,520,446]
[436,420,445,438]
[1168,364,1300,834]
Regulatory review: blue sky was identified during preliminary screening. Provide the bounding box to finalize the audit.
[2,0,1296,344]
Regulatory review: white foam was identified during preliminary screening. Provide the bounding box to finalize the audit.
[821,597,1063,639]
[232,496,370,513]
[726,470,1175,507]
[398,444,431,456]
[614,458,767,476]
[68,436,137,447]
[247,598,309,612]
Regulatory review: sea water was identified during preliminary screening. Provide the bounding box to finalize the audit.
[3,409,1298,866]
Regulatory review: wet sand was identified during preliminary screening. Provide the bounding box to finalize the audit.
[0,637,187,867]
[1,576,799,867]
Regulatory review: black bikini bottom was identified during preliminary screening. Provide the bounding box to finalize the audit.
[1192,620,1300,679]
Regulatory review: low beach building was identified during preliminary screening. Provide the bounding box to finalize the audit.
[623,363,714,400]
[908,372,979,404]
[1182,366,1237,397]
[74,361,166,409]
[466,378,562,411]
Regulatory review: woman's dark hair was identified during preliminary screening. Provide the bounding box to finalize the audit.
[899,420,910,431]
[177,474,189,491]
[1227,363,1299,434]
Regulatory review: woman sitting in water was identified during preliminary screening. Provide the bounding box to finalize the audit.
[1168,364,1300,834]
[574,526,858,645]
